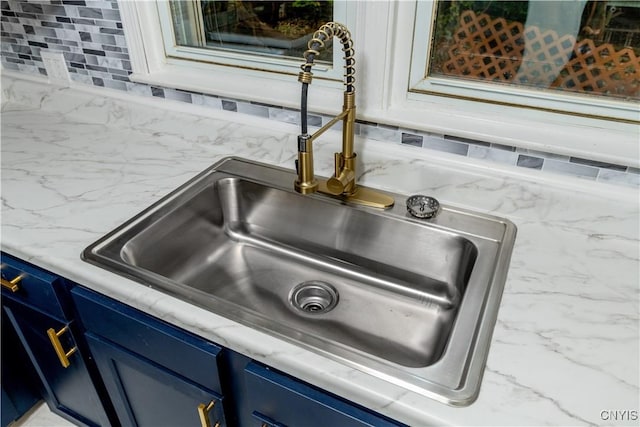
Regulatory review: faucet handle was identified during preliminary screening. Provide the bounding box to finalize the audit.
[325,152,356,195]
[326,153,355,195]
[333,152,343,177]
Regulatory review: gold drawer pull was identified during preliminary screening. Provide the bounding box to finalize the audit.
[46,326,77,368]
[197,400,217,427]
[1,273,24,292]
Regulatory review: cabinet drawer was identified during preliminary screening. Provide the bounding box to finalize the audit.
[244,362,405,427]
[1,253,67,319]
[71,286,223,394]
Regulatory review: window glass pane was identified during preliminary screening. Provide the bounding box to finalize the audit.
[428,1,640,101]
[170,1,334,63]
[170,1,201,46]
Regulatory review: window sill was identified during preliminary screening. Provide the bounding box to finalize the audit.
[129,61,346,117]
[358,98,640,168]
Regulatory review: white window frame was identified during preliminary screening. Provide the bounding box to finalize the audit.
[120,0,356,114]
[408,1,638,123]
[156,1,349,80]
[119,1,639,167]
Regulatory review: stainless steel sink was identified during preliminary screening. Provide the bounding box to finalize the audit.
[82,157,516,405]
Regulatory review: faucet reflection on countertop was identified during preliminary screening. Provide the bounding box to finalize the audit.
[294,22,394,209]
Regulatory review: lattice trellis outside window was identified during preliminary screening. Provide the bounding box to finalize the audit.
[438,10,639,100]
[410,0,640,121]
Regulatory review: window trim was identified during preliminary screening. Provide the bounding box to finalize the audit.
[119,1,639,168]
[376,1,638,167]
[155,1,351,80]
[120,0,349,115]
[407,0,638,123]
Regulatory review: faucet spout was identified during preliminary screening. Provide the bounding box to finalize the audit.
[294,22,394,209]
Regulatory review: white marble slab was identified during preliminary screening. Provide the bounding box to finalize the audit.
[1,75,638,426]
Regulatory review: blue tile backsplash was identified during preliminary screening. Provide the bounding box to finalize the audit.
[1,0,638,188]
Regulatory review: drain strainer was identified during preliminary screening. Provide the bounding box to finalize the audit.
[289,281,338,314]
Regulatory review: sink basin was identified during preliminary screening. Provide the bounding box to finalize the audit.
[83,157,516,405]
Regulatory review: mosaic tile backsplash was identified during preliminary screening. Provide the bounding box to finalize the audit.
[1,0,638,188]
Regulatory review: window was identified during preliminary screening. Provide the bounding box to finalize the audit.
[409,1,639,122]
[170,1,334,60]
[120,1,638,166]
[156,1,348,80]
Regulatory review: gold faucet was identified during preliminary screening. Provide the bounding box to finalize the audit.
[294,22,394,209]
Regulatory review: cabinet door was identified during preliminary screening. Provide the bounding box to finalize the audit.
[1,308,41,427]
[71,286,224,394]
[243,362,405,427]
[86,333,226,427]
[1,387,20,427]
[3,302,110,427]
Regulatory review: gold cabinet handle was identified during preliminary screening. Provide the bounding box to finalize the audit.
[1,273,24,292]
[197,400,218,427]
[46,326,77,368]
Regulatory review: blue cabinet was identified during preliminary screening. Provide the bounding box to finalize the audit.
[71,286,228,427]
[241,362,402,427]
[86,334,225,427]
[72,286,405,427]
[0,388,20,427]
[1,308,41,427]
[0,254,113,426]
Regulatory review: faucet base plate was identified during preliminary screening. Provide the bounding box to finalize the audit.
[317,180,394,209]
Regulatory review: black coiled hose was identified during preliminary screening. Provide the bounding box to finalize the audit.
[300,22,355,135]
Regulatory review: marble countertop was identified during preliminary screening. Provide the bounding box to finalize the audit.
[2,75,638,426]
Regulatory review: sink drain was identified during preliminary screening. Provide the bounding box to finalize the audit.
[289,281,338,315]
